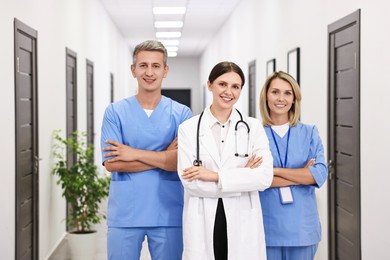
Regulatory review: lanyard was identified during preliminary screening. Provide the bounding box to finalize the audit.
[270,127,291,168]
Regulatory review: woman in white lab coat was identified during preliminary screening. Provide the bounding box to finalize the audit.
[178,61,274,260]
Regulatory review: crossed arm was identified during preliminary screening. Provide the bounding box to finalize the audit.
[103,138,178,172]
[182,157,316,187]
[181,155,263,182]
[271,159,316,187]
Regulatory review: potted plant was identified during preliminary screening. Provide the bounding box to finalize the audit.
[52,130,110,260]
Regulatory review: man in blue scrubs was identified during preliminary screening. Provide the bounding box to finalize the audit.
[100,40,192,260]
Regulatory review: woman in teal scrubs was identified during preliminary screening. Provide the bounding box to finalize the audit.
[259,71,328,260]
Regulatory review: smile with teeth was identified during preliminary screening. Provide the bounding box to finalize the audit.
[221,96,233,101]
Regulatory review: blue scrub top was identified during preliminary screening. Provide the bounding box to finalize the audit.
[260,122,328,246]
[101,96,192,228]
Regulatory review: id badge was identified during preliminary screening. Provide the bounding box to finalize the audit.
[279,187,294,204]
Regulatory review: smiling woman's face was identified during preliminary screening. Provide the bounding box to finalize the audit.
[208,71,243,111]
[266,78,295,121]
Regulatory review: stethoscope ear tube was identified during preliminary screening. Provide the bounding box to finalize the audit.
[193,111,204,166]
[194,109,250,164]
[234,109,250,157]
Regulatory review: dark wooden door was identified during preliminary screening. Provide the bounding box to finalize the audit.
[110,73,114,103]
[66,48,78,231]
[86,60,94,148]
[66,48,77,166]
[328,9,361,260]
[248,60,256,117]
[14,18,39,260]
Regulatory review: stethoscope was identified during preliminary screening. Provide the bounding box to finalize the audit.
[193,109,250,166]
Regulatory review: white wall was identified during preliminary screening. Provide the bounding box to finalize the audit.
[163,57,201,114]
[0,0,133,259]
[200,0,257,114]
[200,0,390,259]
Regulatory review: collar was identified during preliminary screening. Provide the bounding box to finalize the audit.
[205,106,235,128]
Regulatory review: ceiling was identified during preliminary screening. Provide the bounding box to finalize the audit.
[100,0,241,57]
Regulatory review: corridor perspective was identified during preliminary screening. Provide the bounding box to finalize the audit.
[1,0,390,259]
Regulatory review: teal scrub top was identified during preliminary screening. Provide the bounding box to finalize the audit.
[260,122,328,246]
[101,96,192,227]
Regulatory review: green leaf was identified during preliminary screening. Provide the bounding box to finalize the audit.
[51,130,111,232]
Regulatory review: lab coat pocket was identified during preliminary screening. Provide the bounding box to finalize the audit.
[239,192,254,210]
[234,156,251,168]
[239,194,262,249]
[107,180,135,224]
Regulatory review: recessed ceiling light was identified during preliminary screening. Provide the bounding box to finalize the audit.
[160,40,180,46]
[165,46,179,52]
[153,7,186,15]
[168,51,178,57]
[154,21,183,28]
[156,32,181,38]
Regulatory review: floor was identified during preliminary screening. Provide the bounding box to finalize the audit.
[49,199,151,260]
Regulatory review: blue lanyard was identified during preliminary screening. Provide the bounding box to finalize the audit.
[270,127,291,168]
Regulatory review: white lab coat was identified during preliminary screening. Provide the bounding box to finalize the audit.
[178,108,273,260]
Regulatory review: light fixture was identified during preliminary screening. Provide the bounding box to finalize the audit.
[156,31,181,38]
[154,21,183,28]
[159,40,180,46]
[168,51,177,57]
[165,46,179,52]
[153,7,186,15]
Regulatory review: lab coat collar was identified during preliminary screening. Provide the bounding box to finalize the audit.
[200,107,242,168]
[205,106,232,128]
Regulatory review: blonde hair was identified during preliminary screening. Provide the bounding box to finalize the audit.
[259,71,301,126]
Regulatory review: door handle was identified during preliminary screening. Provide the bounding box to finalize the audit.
[328,160,334,180]
[34,155,42,170]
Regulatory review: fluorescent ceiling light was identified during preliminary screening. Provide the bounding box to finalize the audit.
[153,7,186,15]
[159,40,180,46]
[168,51,177,57]
[155,21,183,28]
[156,31,181,38]
[165,46,179,52]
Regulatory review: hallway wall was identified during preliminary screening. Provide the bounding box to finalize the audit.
[163,57,202,115]
[200,0,390,259]
[0,0,132,259]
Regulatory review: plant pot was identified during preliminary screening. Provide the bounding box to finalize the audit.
[67,231,98,260]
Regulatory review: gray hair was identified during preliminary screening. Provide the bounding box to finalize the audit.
[132,40,168,66]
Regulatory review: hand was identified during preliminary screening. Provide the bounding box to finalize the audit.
[166,137,178,150]
[182,166,218,182]
[304,158,315,168]
[103,140,138,162]
[245,155,263,169]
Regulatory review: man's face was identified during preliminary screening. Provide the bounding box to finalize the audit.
[131,51,168,93]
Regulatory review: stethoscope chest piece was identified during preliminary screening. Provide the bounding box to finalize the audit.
[193,159,202,166]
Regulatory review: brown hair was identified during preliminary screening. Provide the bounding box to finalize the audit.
[208,61,245,87]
